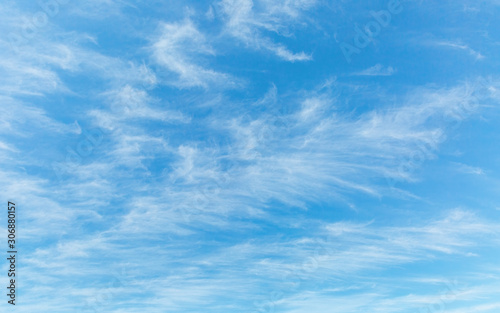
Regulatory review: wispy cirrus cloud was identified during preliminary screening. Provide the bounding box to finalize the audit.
[1,1,500,312]
[14,207,500,312]
[434,40,485,60]
[436,41,484,60]
[215,0,315,62]
[93,85,189,128]
[352,64,396,76]
[452,162,485,175]
[151,18,236,88]
[90,78,498,244]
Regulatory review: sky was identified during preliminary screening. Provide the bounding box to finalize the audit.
[1,0,500,312]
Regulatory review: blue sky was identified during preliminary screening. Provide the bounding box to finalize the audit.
[1,0,500,312]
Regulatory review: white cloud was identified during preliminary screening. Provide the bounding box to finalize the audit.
[96,78,498,244]
[216,0,315,61]
[207,79,492,208]
[1,2,499,310]
[98,85,189,125]
[352,64,396,76]
[0,95,79,136]
[453,162,485,175]
[434,40,485,60]
[151,19,235,88]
